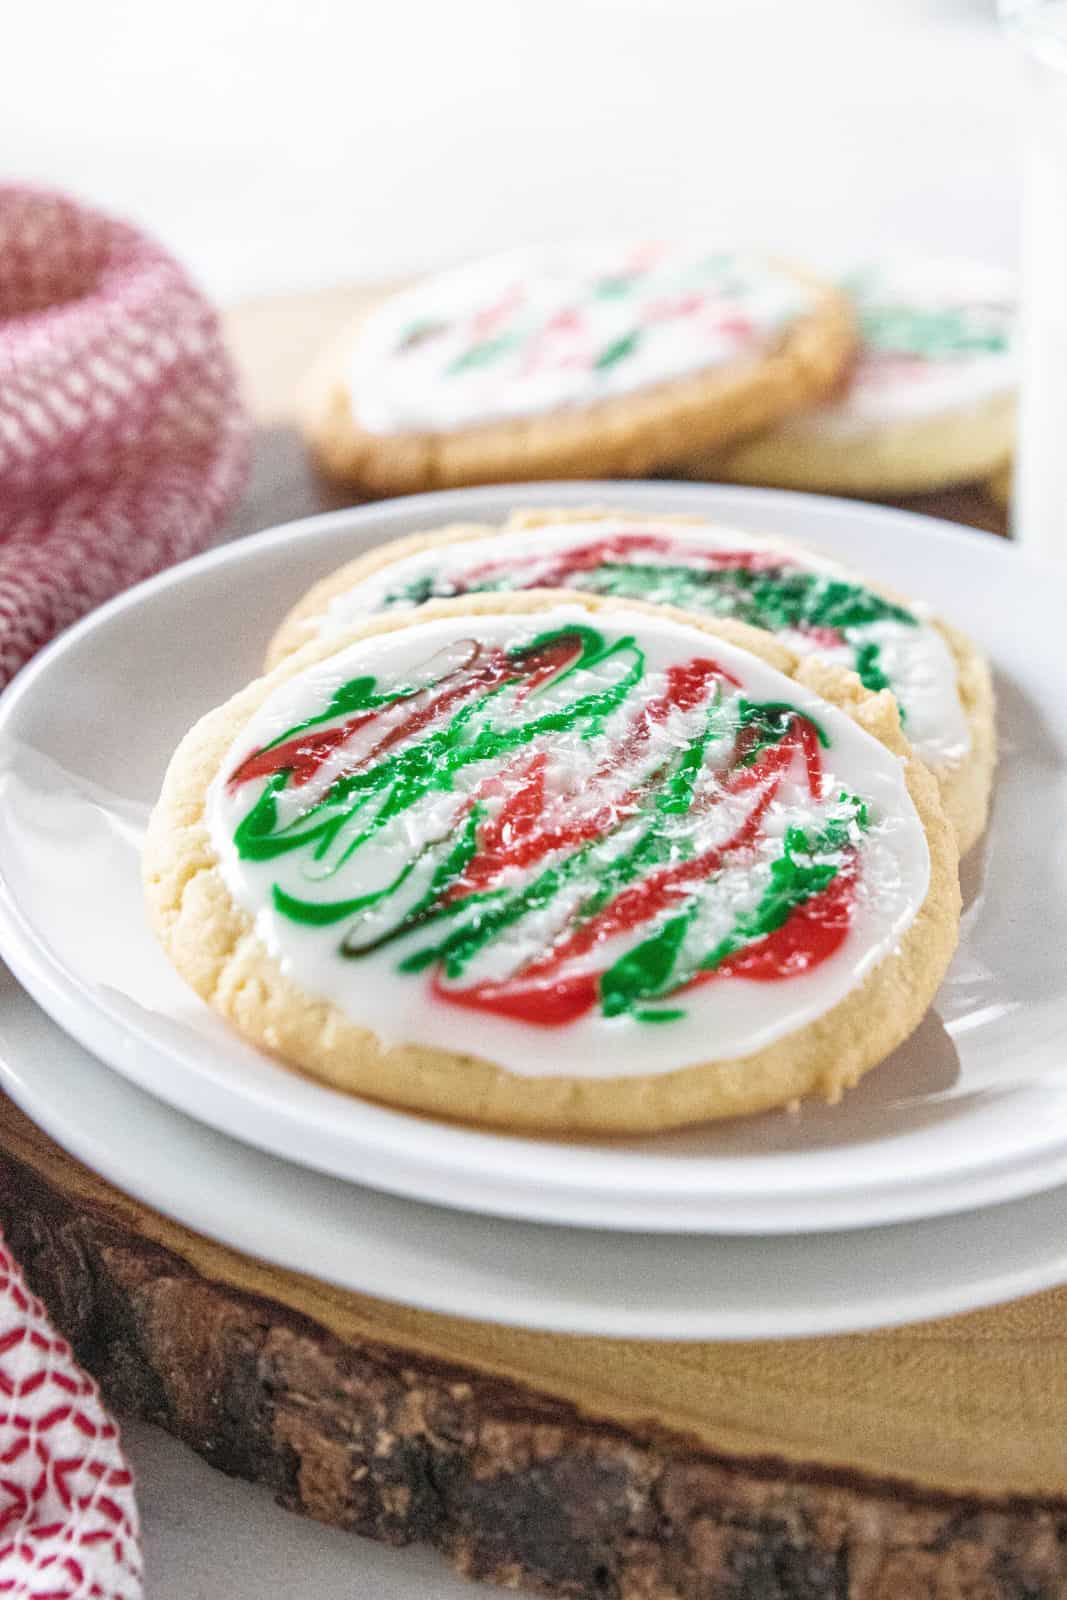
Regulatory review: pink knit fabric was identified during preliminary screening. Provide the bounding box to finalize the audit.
[0,185,251,1595]
[0,186,249,687]
[0,1232,141,1599]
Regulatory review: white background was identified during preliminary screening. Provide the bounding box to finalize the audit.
[9,0,1018,301]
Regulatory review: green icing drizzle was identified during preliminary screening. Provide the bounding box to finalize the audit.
[387,559,913,636]
[393,250,784,387]
[577,563,913,635]
[593,275,637,299]
[860,303,1010,360]
[595,331,642,369]
[700,800,866,975]
[852,639,893,697]
[228,625,871,1027]
[383,556,917,718]
[446,334,520,374]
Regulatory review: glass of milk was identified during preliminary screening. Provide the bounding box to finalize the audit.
[1002,1,1067,557]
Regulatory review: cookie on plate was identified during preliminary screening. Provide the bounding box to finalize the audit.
[145,591,959,1134]
[268,508,995,855]
[302,244,854,494]
[690,260,1016,495]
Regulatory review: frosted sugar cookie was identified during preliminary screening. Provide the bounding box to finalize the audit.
[693,260,1016,495]
[302,244,854,493]
[268,509,995,854]
[145,592,959,1134]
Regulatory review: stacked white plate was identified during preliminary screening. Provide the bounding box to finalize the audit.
[2,483,1067,1340]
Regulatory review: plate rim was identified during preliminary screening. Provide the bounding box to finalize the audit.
[1,481,1065,1235]
[0,480,1038,724]
[9,871,1067,1235]
[7,964,1067,1340]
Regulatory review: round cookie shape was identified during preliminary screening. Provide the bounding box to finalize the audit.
[351,247,819,432]
[267,509,995,854]
[696,259,1016,495]
[145,593,960,1134]
[301,245,855,493]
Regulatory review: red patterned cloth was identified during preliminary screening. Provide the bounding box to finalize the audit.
[0,185,249,688]
[0,1234,141,1599]
[0,185,251,1594]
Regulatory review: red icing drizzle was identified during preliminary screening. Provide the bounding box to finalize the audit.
[459,531,789,592]
[233,620,861,1031]
[711,865,855,983]
[226,711,383,793]
[451,657,735,896]
[227,635,586,796]
[431,876,855,1029]
[434,717,839,1027]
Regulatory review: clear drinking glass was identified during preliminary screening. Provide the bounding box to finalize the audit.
[1002,1,1067,556]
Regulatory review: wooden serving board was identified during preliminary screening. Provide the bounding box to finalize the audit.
[5,287,1049,1600]
[6,1095,1067,1599]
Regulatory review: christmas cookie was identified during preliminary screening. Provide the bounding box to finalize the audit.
[302,244,854,494]
[268,509,995,855]
[691,260,1016,495]
[145,592,959,1134]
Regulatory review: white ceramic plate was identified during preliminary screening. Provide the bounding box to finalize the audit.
[8,956,1067,1339]
[0,483,1065,1235]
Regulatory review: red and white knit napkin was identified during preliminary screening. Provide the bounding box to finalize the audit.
[0,1234,142,1598]
[0,184,249,688]
[0,185,251,1594]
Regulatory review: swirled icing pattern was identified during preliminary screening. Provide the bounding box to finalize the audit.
[787,259,1015,436]
[347,245,815,433]
[208,609,929,1078]
[312,519,972,771]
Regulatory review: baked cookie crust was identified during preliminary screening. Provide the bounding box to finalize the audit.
[301,269,854,495]
[267,507,995,856]
[146,591,960,1135]
[691,391,1016,496]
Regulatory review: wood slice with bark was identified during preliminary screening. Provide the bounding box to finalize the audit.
[0,285,1031,1600]
[3,1097,1066,1600]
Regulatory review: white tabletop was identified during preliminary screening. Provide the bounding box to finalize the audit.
[127,1420,509,1600]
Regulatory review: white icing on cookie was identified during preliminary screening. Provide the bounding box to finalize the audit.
[209,606,929,1078]
[310,518,972,770]
[780,259,1016,439]
[347,244,815,434]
